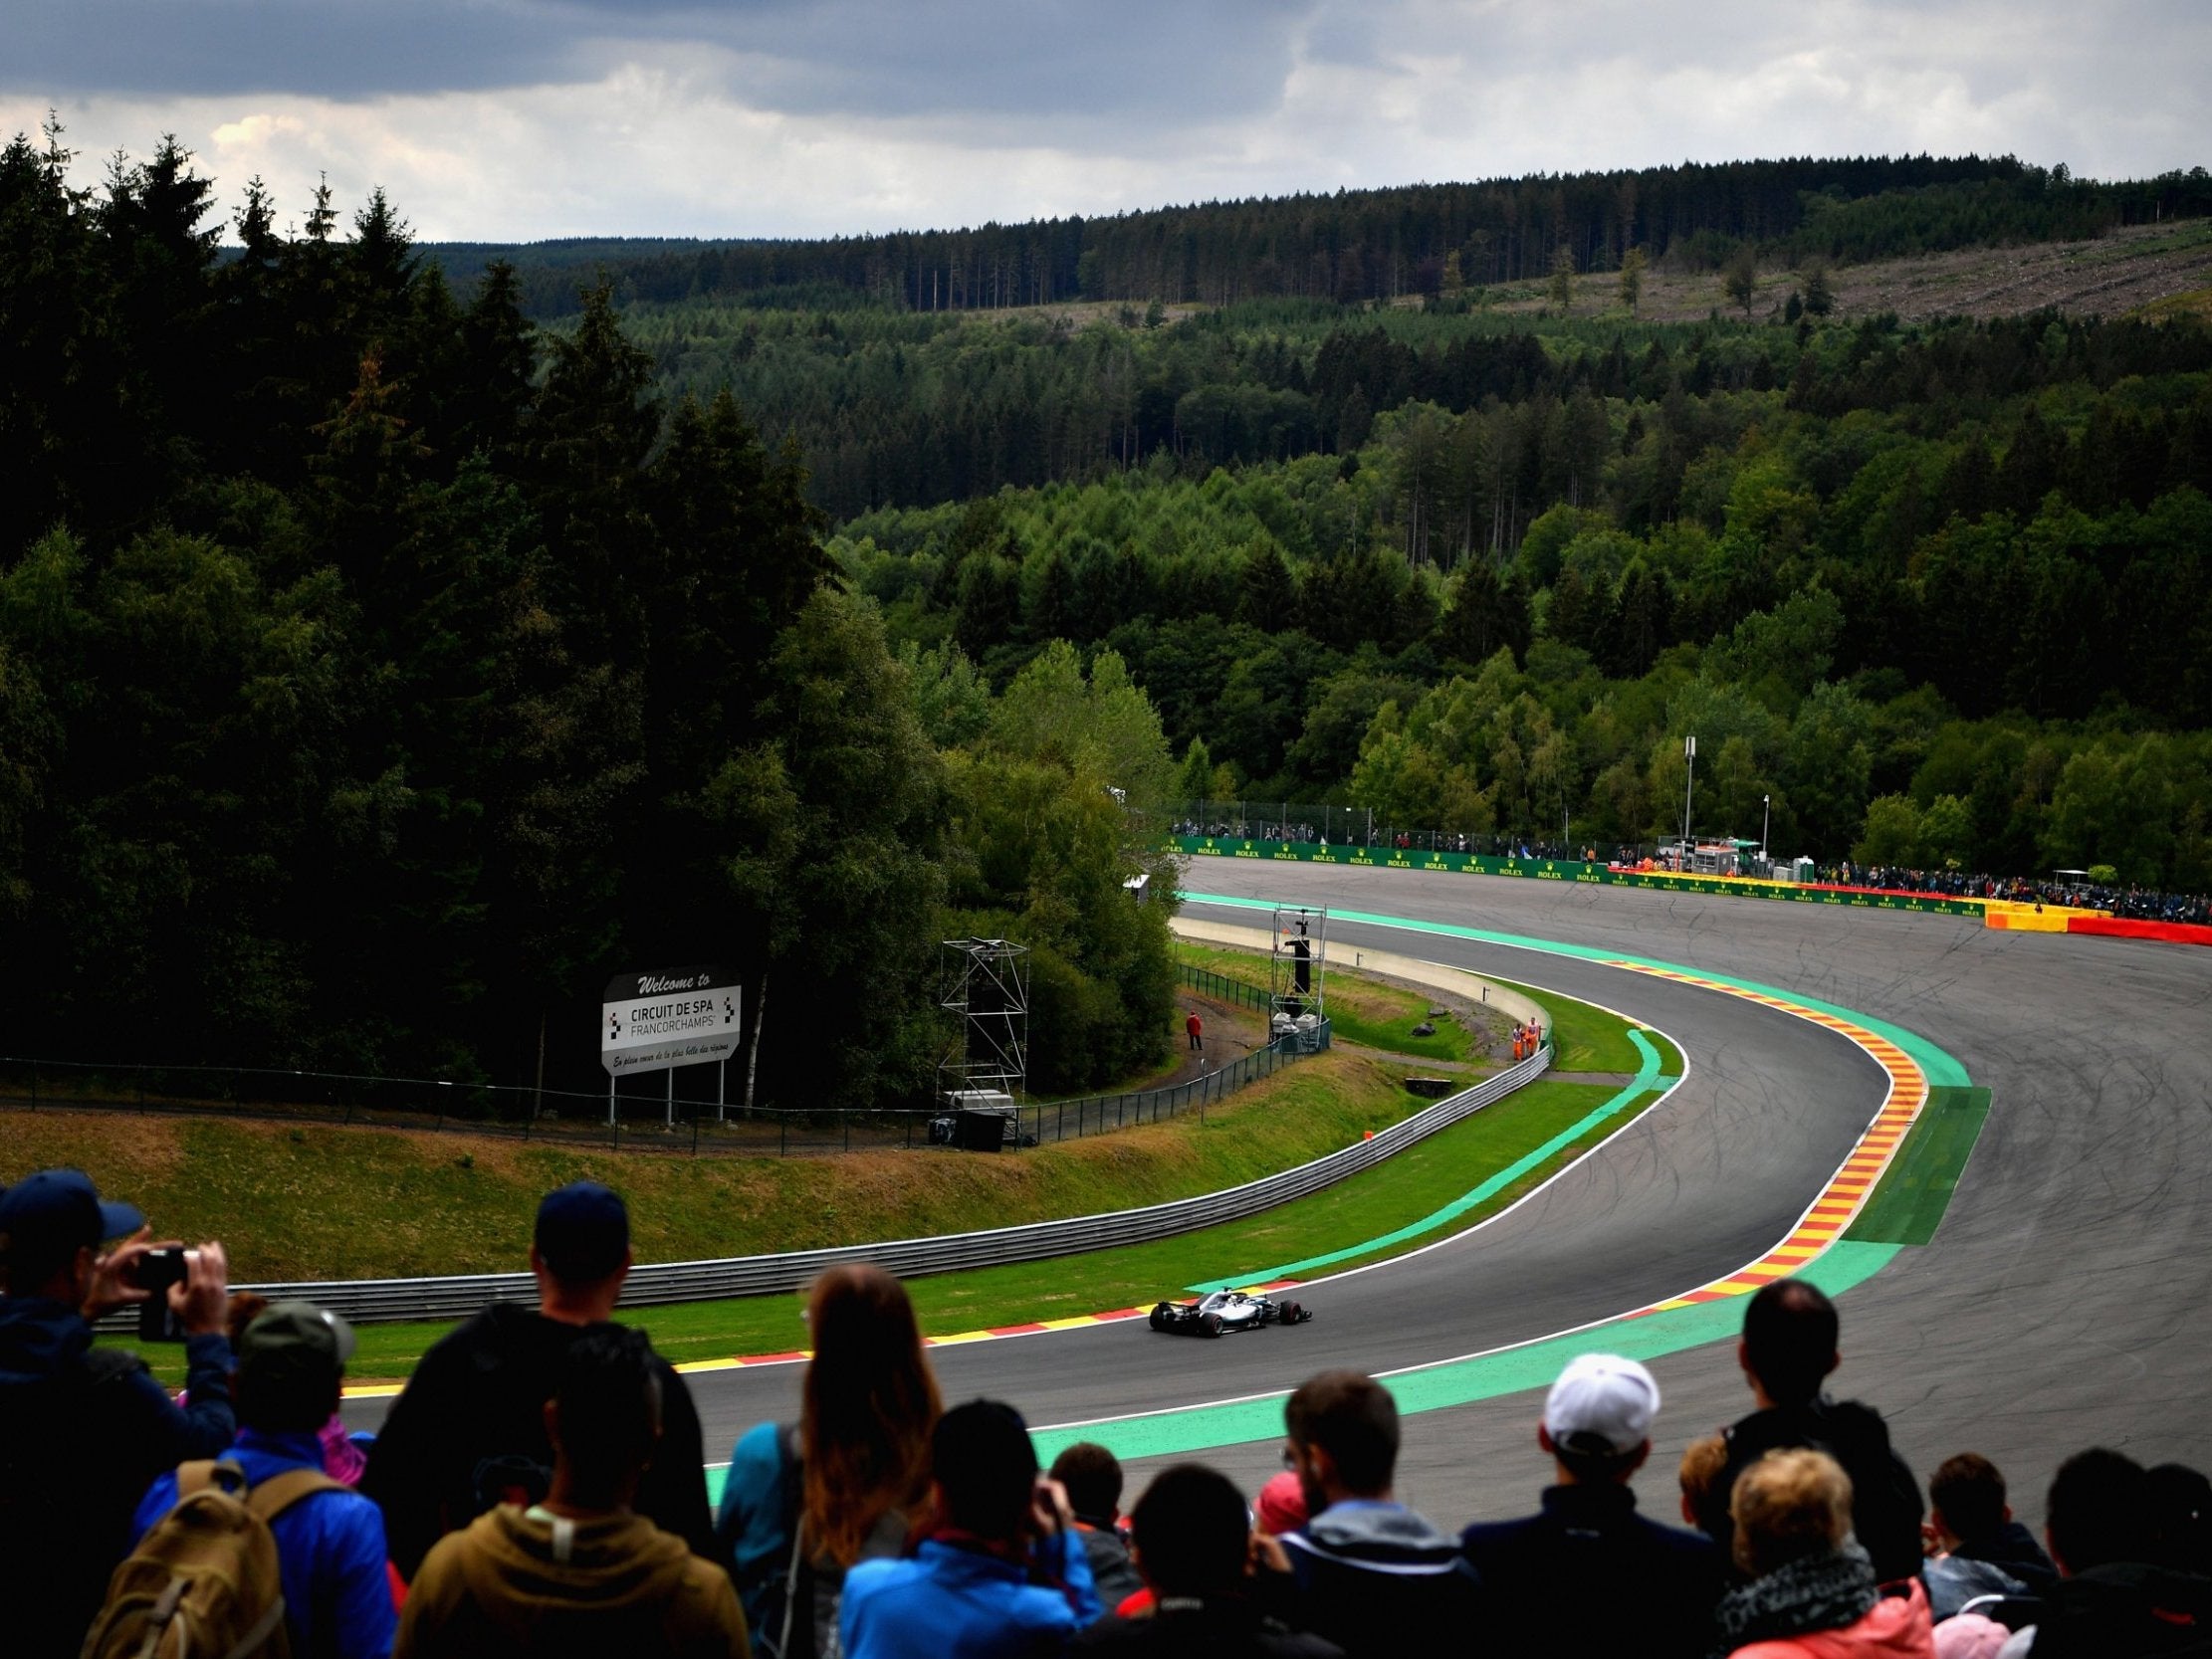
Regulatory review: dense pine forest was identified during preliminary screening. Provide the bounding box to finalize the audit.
[2,128,2208,1100]
[0,126,1178,1103]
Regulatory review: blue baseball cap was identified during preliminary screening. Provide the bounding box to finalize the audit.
[534,1181,629,1283]
[0,1169,146,1265]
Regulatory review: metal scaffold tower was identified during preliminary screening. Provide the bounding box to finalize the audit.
[1268,906,1329,1051]
[938,937,1030,1102]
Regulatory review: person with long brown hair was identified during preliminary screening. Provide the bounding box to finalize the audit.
[717,1264,942,1659]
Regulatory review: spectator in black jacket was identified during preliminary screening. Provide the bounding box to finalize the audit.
[2002,1449,2212,1658]
[1263,1370,1480,1659]
[1079,1464,1339,1657]
[0,1168,237,1659]
[1459,1352,1725,1659]
[1696,1280,1925,1584]
[360,1180,716,1578]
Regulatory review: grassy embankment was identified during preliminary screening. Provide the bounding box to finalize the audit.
[15,957,1681,1382]
[1174,940,1490,1065]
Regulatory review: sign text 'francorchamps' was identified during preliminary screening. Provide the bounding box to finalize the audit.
[600,964,741,1076]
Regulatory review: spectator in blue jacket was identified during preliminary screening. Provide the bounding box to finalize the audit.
[841,1398,1100,1659]
[130,1300,396,1659]
[1458,1351,1724,1659]
[0,1168,238,1659]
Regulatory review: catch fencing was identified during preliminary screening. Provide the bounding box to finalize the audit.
[110,1040,1553,1327]
[0,993,1327,1156]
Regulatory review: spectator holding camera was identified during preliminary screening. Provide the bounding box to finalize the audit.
[0,1168,235,1659]
[839,1398,1100,1659]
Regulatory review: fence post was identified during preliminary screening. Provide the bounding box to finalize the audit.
[779,1112,787,1157]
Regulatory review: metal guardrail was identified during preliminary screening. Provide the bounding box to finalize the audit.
[125,1042,1553,1328]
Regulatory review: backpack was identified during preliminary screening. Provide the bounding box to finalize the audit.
[717,1423,889,1659]
[719,1423,810,1659]
[79,1459,343,1659]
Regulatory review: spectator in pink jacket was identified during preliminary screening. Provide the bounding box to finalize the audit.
[1718,1448,1934,1658]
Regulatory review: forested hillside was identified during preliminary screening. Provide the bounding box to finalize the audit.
[826,310,2212,889]
[429,154,2212,318]
[4,125,2209,1098]
[0,127,1178,1100]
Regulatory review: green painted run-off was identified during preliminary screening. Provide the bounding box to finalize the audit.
[1185,1029,1668,1293]
[1845,1088,1991,1247]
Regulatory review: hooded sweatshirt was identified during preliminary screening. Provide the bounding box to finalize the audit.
[394,1504,748,1659]
[360,1302,715,1578]
[1273,1500,1482,1659]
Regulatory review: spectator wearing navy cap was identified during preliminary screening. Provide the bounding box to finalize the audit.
[0,1167,237,1659]
[361,1180,716,1579]
[1457,1352,1725,1659]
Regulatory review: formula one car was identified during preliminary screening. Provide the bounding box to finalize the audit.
[1148,1288,1312,1337]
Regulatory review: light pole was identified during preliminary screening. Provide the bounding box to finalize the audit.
[1680,735,1696,871]
[1761,793,1771,865]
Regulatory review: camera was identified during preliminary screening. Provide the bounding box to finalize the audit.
[134,1247,192,1343]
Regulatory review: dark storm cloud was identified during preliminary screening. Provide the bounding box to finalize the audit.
[2,0,1301,120]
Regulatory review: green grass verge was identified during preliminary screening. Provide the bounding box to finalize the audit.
[1173,940,1484,1064]
[308,1078,1638,1384]
[1485,974,1683,1076]
[12,1049,1424,1287]
[1844,1087,1990,1246]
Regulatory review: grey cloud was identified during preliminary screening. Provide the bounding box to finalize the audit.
[0,0,1305,121]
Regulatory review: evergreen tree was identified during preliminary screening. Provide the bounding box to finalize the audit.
[1724,243,1758,316]
[1236,540,1299,627]
[1619,246,1647,316]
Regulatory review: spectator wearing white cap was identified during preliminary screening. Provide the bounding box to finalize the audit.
[1458,1351,1727,1659]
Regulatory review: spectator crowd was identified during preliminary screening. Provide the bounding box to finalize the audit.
[6,1166,2209,1659]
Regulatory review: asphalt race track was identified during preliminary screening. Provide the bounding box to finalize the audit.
[367,868,2212,1532]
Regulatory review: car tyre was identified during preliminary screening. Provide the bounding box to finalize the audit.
[1150,1305,1171,1332]
[1201,1312,1224,1338]
[1277,1299,1304,1325]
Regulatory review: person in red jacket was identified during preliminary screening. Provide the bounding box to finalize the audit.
[1187,1011,1204,1052]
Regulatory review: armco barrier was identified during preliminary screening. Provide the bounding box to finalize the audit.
[1166,836,1988,917]
[114,1044,1554,1329]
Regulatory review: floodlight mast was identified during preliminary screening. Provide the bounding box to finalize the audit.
[1681,734,1696,870]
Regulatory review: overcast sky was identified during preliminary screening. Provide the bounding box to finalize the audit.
[3,1,2204,243]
